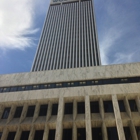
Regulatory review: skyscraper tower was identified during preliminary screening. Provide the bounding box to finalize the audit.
[31,0,101,71]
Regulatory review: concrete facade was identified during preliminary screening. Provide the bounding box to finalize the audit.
[0,63,140,140]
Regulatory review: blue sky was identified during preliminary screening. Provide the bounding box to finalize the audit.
[0,0,140,74]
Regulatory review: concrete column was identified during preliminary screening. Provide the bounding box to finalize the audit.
[19,104,28,123]
[124,97,131,118]
[7,105,16,124]
[136,96,140,115]
[43,125,49,140]
[1,127,8,140]
[14,126,22,140]
[129,120,138,140]
[73,100,77,120]
[112,95,126,140]
[0,105,4,119]
[28,125,35,140]
[73,123,77,140]
[46,102,52,121]
[32,103,40,123]
[55,96,64,140]
[102,122,108,140]
[99,98,104,119]
[85,96,92,140]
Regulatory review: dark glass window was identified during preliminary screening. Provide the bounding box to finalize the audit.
[2,107,11,119]
[25,85,33,90]
[20,131,30,140]
[48,129,55,140]
[64,103,73,114]
[102,79,110,84]
[111,79,120,84]
[123,127,132,140]
[118,100,125,112]
[62,129,72,140]
[7,132,16,140]
[26,106,35,117]
[79,81,86,86]
[34,130,44,140]
[10,87,17,92]
[52,104,58,115]
[40,84,47,89]
[14,106,23,118]
[17,86,25,91]
[129,100,138,112]
[104,101,114,112]
[39,105,48,116]
[77,128,86,140]
[0,88,3,93]
[0,132,2,139]
[77,102,85,114]
[56,83,62,88]
[3,87,10,92]
[90,101,99,113]
[107,127,119,140]
[92,127,102,140]
[32,85,40,90]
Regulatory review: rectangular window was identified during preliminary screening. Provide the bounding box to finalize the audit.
[90,101,99,113]
[48,129,56,140]
[34,130,44,140]
[77,102,85,114]
[62,129,72,140]
[123,127,132,140]
[26,106,35,117]
[17,86,25,91]
[56,83,62,88]
[7,132,16,140]
[40,84,47,89]
[92,127,102,140]
[0,88,3,93]
[128,100,138,112]
[20,131,30,140]
[25,85,33,90]
[3,87,10,92]
[32,85,40,90]
[39,105,48,116]
[10,87,17,92]
[51,104,58,115]
[77,128,86,140]
[118,100,125,112]
[2,107,11,119]
[64,103,73,114]
[107,127,119,140]
[14,106,23,118]
[0,132,2,139]
[104,101,114,113]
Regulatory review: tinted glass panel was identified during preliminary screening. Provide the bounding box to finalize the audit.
[32,85,40,90]
[25,85,33,90]
[92,127,102,140]
[7,132,16,140]
[20,131,30,140]
[77,128,86,140]
[90,101,99,113]
[40,84,47,89]
[10,87,17,92]
[39,105,48,116]
[107,127,118,140]
[104,101,114,112]
[129,100,138,112]
[118,100,125,112]
[3,87,10,92]
[62,129,72,140]
[34,130,44,140]
[26,106,35,117]
[17,86,25,91]
[14,106,23,118]
[2,107,11,119]
[77,102,85,114]
[64,103,73,114]
[52,104,58,115]
[0,88,3,93]
[48,129,55,140]
[123,127,132,140]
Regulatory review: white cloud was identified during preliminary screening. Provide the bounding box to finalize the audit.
[0,0,45,50]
